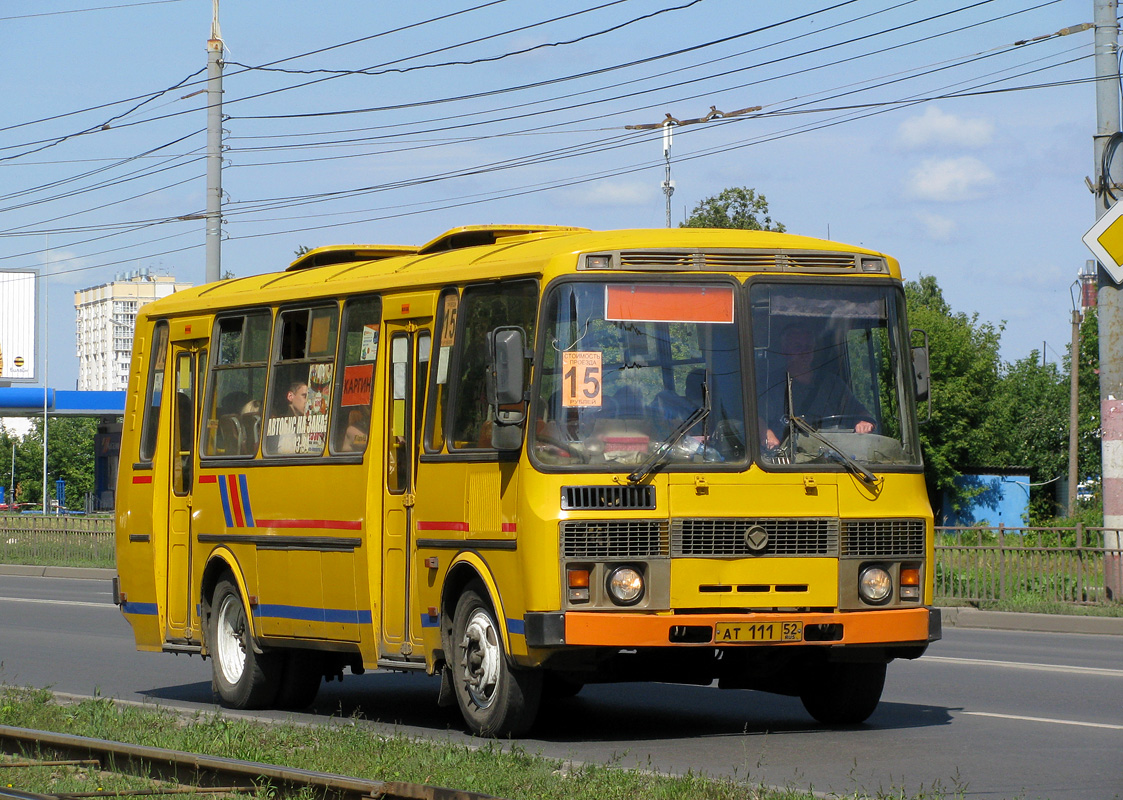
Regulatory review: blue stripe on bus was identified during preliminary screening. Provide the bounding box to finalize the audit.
[217,477,234,528]
[238,473,255,527]
[506,618,525,636]
[122,601,159,616]
[420,612,440,628]
[254,604,372,625]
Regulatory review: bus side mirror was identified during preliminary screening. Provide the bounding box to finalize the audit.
[910,329,931,422]
[487,326,527,450]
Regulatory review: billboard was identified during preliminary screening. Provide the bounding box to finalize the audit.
[0,270,37,383]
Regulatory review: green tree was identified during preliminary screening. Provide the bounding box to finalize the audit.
[13,417,98,509]
[1075,307,1102,486]
[906,275,1004,519]
[680,186,785,231]
[990,353,1068,522]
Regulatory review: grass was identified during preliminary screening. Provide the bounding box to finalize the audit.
[0,686,976,800]
[0,686,830,800]
[937,593,1123,617]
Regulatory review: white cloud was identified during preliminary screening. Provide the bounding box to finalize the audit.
[38,249,94,287]
[898,106,994,149]
[916,211,956,241]
[559,181,654,207]
[905,156,996,202]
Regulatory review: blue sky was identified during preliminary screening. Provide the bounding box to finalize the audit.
[0,0,1101,391]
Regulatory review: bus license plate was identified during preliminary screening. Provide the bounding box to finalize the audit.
[714,621,803,643]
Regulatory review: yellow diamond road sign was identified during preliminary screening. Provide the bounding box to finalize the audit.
[1083,201,1123,283]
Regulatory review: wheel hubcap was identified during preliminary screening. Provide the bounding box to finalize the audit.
[460,609,500,709]
[216,595,248,685]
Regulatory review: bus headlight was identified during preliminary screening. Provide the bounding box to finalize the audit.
[858,565,893,605]
[606,566,644,605]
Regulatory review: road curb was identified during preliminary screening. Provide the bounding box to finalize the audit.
[940,606,1123,636]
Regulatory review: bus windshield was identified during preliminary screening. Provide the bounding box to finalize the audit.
[752,281,921,469]
[532,280,747,470]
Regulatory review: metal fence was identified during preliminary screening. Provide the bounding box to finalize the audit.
[0,514,115,569]
[2,516,1121,606]
[935,525,1123,605]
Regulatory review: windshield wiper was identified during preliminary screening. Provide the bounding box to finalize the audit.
[788,414,881,488]
[627,383,710,485]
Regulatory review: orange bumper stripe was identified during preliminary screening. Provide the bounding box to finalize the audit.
[564,607,931,647]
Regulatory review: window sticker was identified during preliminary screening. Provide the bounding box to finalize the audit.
[561,351,602,407]
[361,324,380,361]
[342,363,374,406]
[440,294,459,347]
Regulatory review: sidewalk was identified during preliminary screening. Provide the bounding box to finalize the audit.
[3,564,1121,635]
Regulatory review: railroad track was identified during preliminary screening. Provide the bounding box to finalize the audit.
[0,725,500,800]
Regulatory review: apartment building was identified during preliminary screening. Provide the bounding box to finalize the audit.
[75,270,192,391]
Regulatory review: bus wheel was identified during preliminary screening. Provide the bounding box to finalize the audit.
[275,651,322,710]
[451,584,542,737]
[799,661,886,725]
[208,579,281,709]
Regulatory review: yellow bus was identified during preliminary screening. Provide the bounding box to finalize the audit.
[114,224,939,736]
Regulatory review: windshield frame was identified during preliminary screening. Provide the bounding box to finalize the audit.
[528,274,750,476]
[746,275,924,475]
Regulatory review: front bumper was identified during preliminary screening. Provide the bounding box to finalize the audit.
[525,606,940,648]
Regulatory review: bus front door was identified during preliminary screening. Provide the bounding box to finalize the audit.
[166,340,205,642]
[380,323,431,659]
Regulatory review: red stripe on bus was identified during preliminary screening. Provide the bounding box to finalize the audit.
[502,523,517,532]
[227,475,245,528]
[132,476,152,484]
[416,521,470,532]
[198,475,217,484]
[255,519,362,530]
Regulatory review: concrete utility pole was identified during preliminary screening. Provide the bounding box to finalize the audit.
[1093,0,1123,598]
[1068,305,1081,516]
[662,122,675,228]
[205,0,224,284]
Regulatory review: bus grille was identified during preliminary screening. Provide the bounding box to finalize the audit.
[671,518,839,557]
[840,519,926,557]
[560,520,669,558]
[615,250,865,272]
[561,485,656,510]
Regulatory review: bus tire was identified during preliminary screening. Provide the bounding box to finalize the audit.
[208,578,281,709]
[275,651,322,710]
[450,584,542,737]
[799,661,886,725]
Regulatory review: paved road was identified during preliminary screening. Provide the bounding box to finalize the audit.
[1,573,1120,799]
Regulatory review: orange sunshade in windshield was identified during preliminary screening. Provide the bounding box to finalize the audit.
[605,284,734,324]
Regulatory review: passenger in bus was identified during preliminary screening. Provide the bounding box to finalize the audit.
[268,380,310,454]
[762,323,874,449]
[340,408,370,452]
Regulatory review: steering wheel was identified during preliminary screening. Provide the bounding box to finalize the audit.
[815,414,872,432]
[534,431,589,463]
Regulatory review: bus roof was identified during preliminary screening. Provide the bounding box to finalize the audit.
[144,225,900,318]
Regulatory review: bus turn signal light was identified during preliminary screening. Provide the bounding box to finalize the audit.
[900,566,920,600]
[568,568,590,602]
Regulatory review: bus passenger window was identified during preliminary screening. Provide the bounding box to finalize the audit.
[331,296,381,455]
[264,305,339,457]
[448,280,537,450]
[139,321,169,462]
[424,289,458,453]
[202,312,270,457]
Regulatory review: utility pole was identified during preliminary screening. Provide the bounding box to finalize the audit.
[662,121,675,228]
[624,105,761,229]
[205,0,224,284]
[1093,0,1123,598]
[1068,304,1081,516]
